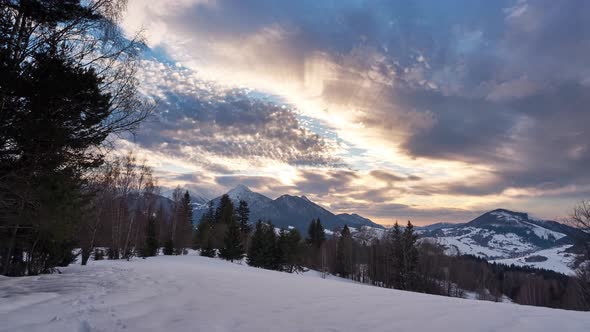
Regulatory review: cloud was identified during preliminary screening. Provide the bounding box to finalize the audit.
[133,58,341,169]
[119,0,590,223]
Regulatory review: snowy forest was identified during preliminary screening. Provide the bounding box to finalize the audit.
[1,2,590,328]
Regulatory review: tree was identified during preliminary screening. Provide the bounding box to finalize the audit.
[247,221,278,270]
[401,221,419,290]
[210,194,234,249]
[162,239,174,256]
[219,219,244,262]
[284,228,305,273]
[197,208,215,257]
[385,222,403,288]
[141,215,159,257]
[0,0,148,276]
[307,218,326,249]
[236,200,252,235]
[173,190,193,254]
[247,221,266,268]
[335,225,353,278]
[216,194,235,224]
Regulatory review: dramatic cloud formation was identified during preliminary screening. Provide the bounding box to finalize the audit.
[119,0,590,224]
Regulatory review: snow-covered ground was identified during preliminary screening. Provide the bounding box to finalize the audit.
[1,255,589,332]
[491,245,577,275]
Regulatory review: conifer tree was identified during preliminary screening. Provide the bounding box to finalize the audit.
[220,219,244,262]
[197,214,215,257]
[335,225,353,278]
[247,221,266,267]
[163,239,174,256]
[142,215,159,257]
[386,222,403,288]
[276,229,289,271]
[236,200,252,235]
[216,194,235,224]
[284,228,305,273]
[307,218,326,249]
[247,221,278,270]
[402,221,419,290]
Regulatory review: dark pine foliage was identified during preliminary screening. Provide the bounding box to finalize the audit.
[219,219,244,262]
[142,216,159,257]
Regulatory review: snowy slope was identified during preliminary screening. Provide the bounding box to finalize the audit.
[419,209,586,274]
[491,245,577,275]
[2,256,590,332]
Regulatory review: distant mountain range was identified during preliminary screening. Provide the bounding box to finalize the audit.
[193,184,384,232]
[418,209,589,274]
[161,185,588,274]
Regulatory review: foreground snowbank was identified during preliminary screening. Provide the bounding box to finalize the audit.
[1,255,589,332]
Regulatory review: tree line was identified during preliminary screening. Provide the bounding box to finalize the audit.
[189,203,590,311]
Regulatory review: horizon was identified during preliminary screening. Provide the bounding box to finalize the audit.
[116,0,589,225]
[177,183,566,227]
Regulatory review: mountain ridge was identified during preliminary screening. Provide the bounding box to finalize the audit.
[193,185,384,231]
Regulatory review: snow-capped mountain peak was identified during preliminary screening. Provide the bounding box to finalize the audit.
[418,208,590,274]
[193,185,383,232]
[227,184,253,197]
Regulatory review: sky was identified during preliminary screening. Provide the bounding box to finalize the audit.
[117,0,590,225]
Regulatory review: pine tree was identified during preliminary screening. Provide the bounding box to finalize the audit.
[284,228,304,273]
[0,1,148,276]
[219,219,244,262]
[142,215,159,257]
[276,229,289,271]
[386,222,403,288]
[197,215,215,257]
[307,219,317,245]
[163,239,174,256]
[401,221,419,290]
[307,218,326,249]
[335,225,353,278]
[247,221,278,270]
[216,194,235,224]
[263,222,279,270]
[236,200,252,235]
[247,221,266,267]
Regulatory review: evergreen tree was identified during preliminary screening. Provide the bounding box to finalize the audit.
[386,222,403,288]
[247,221,266,267]
[216,194,235,224]
[236,200,252,235]
[263,222,280,270]
[0,0,147,276]
[401,221,419,290]
[163,239,174,256]
[307,218,326,249]
[219,219,244,262]
[142,215,159,257]
[276,229,289,271]
[284,228,305,273]
[335,225,353,278]
[197,215,215,257]
[247,221,278,270]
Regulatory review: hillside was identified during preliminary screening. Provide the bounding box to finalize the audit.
[194,185,384,231]
[1,255,589,332]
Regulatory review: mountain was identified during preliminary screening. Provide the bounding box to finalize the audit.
[419,209,589,274]
[193,185,384,232]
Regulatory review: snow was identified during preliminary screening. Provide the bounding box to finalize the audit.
[491,245,577,275]
[432,227,538,259]
[490,211,566,240]
[2,256,589,332]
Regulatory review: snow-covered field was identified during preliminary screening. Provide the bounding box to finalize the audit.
[491,245,577,275]
[1,255,589,332]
